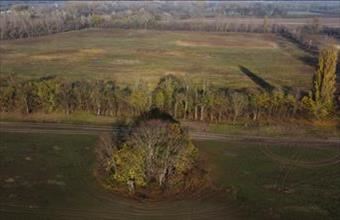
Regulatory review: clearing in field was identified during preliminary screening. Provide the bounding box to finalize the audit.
[0,29,313,90]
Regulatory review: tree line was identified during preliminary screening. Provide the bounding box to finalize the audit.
[0,7,331,57]
[1,1,337,53]
[1,47,337,121]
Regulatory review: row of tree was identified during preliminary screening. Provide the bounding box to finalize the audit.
[0,47,337,121]
[1,1,336,44]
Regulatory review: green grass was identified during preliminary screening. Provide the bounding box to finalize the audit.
[0,133,98,212]
[1,132,339,219]
[196,140,340,219]
[207,122,340,139]
[0,29,313,89]
[0,111,118,125]
[0,132,240,220]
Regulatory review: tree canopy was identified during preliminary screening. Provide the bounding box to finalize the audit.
[98,109,198,194]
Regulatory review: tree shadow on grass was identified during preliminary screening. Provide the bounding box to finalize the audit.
[299,55,318,67]
[239,66,275,92]
[135,108,178,125]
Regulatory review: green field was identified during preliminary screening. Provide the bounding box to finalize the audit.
[0,132,240,220]
[197,140,340,219]
[1,132,339,219]
[0,29,313,89]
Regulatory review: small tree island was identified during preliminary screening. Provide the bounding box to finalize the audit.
[96,109,208,198]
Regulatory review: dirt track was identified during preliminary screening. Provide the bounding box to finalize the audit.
[1,121,339,147]
[1,121,339,219]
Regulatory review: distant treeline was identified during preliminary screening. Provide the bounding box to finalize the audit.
[0,8,291,40]
[1,2,338,46]
[1,3,337,56]
[0,74,325,122]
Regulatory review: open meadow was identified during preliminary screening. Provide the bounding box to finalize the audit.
[1,132,339,219]
[0,29,313,90]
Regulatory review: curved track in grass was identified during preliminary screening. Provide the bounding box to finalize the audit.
[0,123,244,220]
[1,121,339,219]
[1,121,340,145]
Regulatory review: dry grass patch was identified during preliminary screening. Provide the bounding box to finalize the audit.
[31,48,106,61]
[176,34,278,49]
[111,59,141,65]
[136,48,185,57]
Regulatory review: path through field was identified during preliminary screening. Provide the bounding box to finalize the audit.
[1,121,340,145]
[1,122,340,219]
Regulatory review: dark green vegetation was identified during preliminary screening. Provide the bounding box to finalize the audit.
[196,140,340,219]
[0,29,312,89]
[0,132,238,220]
[1,132,339,219]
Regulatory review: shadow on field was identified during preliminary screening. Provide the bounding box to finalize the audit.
[239,66,275,92]
[299,55,318,67]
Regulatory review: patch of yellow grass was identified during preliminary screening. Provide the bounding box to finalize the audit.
[136,48,184,57]
[79,48,105,54]
[111,59,141,65]
[164,51,184,57]
[175,39,278,49]
[31,54,65,61]
[31,48,106,61]
[3,53,27,58]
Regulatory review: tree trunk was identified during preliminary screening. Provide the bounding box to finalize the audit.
[127,180,135,193]
[96,106,101,116]
[159,167,168,188]
[174,102,178,119]
[210,111,214,122]
[116,105,120,117]
[25,99,29,114]
[233,111,238,123]
[200,105,204,121]
[183,100,188,120]
[194,106,198,120]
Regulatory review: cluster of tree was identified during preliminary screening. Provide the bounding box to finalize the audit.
[0,3,96,39]
[277,17,337,53]
[96,110,198,193]
[1,1,338,41]
[0,74,304,122]
[0,34,337,118]
[221,2,288,17]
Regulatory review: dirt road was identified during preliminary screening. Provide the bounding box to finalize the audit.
[1,121,339,146]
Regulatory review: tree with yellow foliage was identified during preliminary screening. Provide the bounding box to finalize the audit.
[303,46,338,118]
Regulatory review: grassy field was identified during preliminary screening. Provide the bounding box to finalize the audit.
[206,122,340,139]
[0,29,313,90]
[0,111,118,125]
[0,132,240,220]
[196,140,340,219]
[1,132,339,219]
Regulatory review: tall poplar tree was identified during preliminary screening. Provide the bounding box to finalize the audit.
[305,46,338,118]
